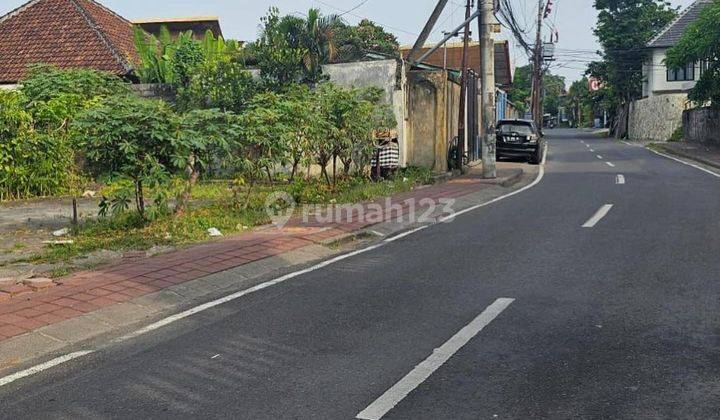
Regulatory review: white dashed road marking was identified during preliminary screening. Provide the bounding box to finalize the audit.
[583,204,614,228]
[606,162,615,167]
[616,174,625,184]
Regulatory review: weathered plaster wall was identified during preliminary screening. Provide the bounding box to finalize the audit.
[629,94,688,142]
[323,60,406,166]
[683,107,720,145]
[405,70,460,173]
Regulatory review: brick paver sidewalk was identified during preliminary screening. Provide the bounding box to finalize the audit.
[0,166,523,342]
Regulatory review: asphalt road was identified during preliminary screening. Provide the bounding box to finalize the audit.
[2,129,720,419]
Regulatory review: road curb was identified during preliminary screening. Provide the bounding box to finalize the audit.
[0,165,539,377]
[649,143,720,172]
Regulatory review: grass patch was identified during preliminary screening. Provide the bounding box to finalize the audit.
[21,168,433,265]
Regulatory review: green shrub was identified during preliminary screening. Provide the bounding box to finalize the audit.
[0,90,78,199]
[21,64,129,104]
[668,126,683,142]
[71,95,178,217]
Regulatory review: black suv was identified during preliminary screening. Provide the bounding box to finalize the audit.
[496,119,545,164]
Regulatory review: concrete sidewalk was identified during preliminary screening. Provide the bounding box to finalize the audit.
[0,163,533,373]
[653,142,720,170]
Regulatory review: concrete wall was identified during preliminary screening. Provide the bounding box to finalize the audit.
[130,83,176,101]
[322,60,407,166]
[629,93,688,142]
[683,107,720,145]
[405,70,461,173]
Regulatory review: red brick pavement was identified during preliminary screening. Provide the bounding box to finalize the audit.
[0,168,520,342]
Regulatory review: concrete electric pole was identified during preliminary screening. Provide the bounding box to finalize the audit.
[456,0,473,171]
[532,0,544,128]
[479,0,496,178]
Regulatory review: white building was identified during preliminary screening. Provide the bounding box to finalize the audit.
[642,0,713,98]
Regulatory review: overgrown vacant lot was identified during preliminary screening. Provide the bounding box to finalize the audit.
[0,168,432,278]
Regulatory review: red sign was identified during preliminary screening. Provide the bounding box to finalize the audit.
[589,77,602,92]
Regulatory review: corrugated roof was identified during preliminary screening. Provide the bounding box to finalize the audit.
[0,0,139,83]
[399,40,513,87]
[648,0,714,48]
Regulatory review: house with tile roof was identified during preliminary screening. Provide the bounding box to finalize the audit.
[0,0,140,86]
[642,0,714,98]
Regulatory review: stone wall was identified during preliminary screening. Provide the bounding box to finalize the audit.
[628,93,688,142]
[683,107,720,145]
[130,83,176,101]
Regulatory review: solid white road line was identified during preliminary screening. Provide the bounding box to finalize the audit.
[0,149,551,389]
[438,146,547,223]
[596,155,603,159]
[356,298,515,420]
[616,174,626,185]
[0,351,93,388]
[648,149,720,178]
[606,162,615,167]
[583,204,614,228]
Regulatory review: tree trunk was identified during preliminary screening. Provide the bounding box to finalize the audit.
[332,154,337,186]
[136,179,145,217]
[290,159,300,182]
[265,167,274,185]
[176,156,199,215]
[242,180,255,211]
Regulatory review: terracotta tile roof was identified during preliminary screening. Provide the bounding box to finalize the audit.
[0,0,140,83]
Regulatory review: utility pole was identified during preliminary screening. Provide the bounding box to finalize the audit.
[406,0,451,63]
[456,0,473,171]
[479,0,496,178]
[532,0,544,127]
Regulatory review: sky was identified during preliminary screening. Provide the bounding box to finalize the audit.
[0,0,698,84]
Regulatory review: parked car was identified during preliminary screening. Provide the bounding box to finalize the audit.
[496,119,545,164]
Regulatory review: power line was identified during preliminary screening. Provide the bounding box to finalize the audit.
[338,0,371,17]
[314,0,419,36]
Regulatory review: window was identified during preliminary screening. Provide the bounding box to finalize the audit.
[667,62,695,82]
[700,60,709,77]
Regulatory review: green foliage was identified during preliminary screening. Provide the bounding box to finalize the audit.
[567,78,597,127]
[508,65,532,113]
[508,65,566,115]
[589,0,678,107]
[335,19,400,61]
[177,56,256,112]
[668,126,684,142]
[133,26,177,84]
[71,95,177,217]
[250,8,308,89]
[0,86,82,200]
[20,64,130,104]
[666,0,720,107]
[172,34,205,87]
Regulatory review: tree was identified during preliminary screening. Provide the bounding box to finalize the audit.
[666,0,720,108]
[334,19,400,61]
[133,26,177,84]
[178,56,256,112]
[589,0,678,106]
[544,73,567,117]
[251,8,343,88]
[71,95,177,218]
[250,8,307,89]
[508,65,532,113]
[508,65,565,116]
[173,109,237,213]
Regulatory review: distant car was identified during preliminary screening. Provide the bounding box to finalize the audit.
[496,119,545,164]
